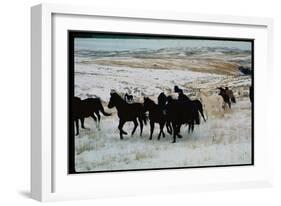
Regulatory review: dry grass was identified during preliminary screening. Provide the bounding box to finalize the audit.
[92,57,240,76]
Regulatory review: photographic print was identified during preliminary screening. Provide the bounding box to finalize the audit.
[68,32,253,173]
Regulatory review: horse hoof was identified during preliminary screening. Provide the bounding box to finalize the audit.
[172,141,176,143]
[149,137,152,140]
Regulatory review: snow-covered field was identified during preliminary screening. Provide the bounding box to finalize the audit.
[74,46,252,172]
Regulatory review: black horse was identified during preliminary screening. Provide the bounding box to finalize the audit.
[143,97,166,140]
[157,92,167,109]
[73,97,111,135]
[108,92,147,140]
[218,87,236,109]
[165,96,200,143]
[178,92,206,123]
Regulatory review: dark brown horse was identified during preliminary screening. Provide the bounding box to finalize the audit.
[73,97,111,135]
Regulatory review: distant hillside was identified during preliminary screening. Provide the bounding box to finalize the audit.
[76,47,252,76]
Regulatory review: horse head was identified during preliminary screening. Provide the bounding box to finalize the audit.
[108,92,124,108]
[157,92,167,106]
[144,97,157,112]
[143,97,149,110]
[167,95,174,103]
[174,85,183,93]
[217,87,225,96]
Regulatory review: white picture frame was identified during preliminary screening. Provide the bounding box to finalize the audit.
[31,3,274,202]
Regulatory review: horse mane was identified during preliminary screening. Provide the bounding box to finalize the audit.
[111,92,126,102]
[167,95,175,103]
[145,97,156,105]
[157,92,167,105]
[74,96,82,101]
[158,92,166,98]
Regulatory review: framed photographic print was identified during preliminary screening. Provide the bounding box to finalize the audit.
[31,3,274,201]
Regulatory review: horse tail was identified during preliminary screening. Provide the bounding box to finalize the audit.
[195,100,206,122]
[195,110,200,125]
[141,111,148,125]
[140,106,148,125]
[98,100,111,116]
[192,102,200,125]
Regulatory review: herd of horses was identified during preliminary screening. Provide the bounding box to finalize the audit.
[73,86,250,143]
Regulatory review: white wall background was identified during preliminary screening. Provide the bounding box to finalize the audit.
[0,0,280,205]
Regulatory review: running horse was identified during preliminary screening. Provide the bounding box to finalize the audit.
[108,92,147,140]
[217,87,236,109]
[73,97,111,135]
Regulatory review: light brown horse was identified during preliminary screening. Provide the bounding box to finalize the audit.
[217,87,236,109]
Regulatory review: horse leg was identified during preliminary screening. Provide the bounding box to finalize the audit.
[172,122,177,143]
[158,122,164,140]
[91,114,98,129]
[188,122,194,133]
[75,119,79,136]
[95,111,101,130]
[162,122,166,138]
[166,121,172,135]
[168,122,173,134]
[80,117,90,130]
[228,101,231,109]
[191,122,194,133]
[80,118,86,129]
[118,120,126,140]
[149,121,154,140]
[222,102,226,110]
[175,124,182,138]
[200,109,206,122]
[138,117,143,137]
[166,123,170,134]
[131,119,138,136]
